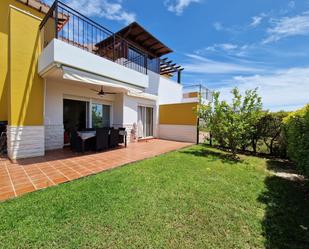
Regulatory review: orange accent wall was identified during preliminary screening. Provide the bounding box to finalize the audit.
[159,102,198,125]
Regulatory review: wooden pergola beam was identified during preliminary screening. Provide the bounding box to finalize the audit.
[161,67,183,75]
[160,63,177,70]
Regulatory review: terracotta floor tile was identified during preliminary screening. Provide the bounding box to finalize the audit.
[15,185,36,196]
[0,139,191,201]
[34,181,54,189]
[0,191,15,201]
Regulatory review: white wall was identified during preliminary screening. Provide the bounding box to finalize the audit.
[159,124,196,143]
[113,94,124,126]
[39,39,149,88]
[146,71,183,105]
[158,76,183,104]
[123,95,158,137]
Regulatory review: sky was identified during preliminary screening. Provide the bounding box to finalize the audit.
[44,0,309,111]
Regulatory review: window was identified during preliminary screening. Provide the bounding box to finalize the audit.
[92,104,110,128]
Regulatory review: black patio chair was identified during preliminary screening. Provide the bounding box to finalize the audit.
[109,129,119,148]
[118,127,127,146]
[70,130,83,152]
[95,128,109,151]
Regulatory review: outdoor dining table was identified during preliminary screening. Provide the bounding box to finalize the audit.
[77,131,96,152]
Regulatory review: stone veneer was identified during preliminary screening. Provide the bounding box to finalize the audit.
[45,124,64,151]
[7,126,45,159]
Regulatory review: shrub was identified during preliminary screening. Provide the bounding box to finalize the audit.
[284,105,309,177]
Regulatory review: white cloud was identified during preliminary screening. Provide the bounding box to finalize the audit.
[263,12,309,44]
[204,43,238,52]
[213,22,224,31]
[196,43,250,57]
[250,14,265,27]
[64,0,136,24]
[217,67,309,111]
[183,54,263,74]
[164,0,200,15]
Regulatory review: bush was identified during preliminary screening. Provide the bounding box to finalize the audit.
[284,105,309,177]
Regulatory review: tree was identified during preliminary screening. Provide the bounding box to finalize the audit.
[239,88,263,153]
[259,111,288,155]
[198,87,263,157]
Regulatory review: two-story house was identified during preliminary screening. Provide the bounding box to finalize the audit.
[0,0,211,160]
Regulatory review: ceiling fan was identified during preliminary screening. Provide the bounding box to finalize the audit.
[91,86,116,96]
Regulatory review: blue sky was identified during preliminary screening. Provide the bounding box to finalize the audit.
[45,0,309,111]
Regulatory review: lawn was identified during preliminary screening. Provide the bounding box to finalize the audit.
[0,145,308,249]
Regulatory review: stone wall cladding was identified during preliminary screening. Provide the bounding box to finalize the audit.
[45,124,64,150]
[7,126,45,159]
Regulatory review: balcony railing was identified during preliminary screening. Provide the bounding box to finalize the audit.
[183,84,213,103]
[39,0,150,74]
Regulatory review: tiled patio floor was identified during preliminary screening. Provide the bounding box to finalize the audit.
[0,139,191,202]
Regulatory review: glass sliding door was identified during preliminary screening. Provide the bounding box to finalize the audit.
[63,99,88,132]
[92,103,111,128]
[138,106,153,138]
[146,107,153,137]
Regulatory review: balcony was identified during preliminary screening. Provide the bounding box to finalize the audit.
[39,1,184,86]
[183,85,213,104]
[38,1,152,89]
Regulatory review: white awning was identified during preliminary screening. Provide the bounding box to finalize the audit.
[127,91,158,101]
[61,66,157,101]
[62,66,143,94]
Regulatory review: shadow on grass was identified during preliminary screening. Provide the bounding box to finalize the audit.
[266,159,296,174]
[258,160,309,249]
[180,145,244,164]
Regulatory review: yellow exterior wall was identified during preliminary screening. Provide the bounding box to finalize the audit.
[159,102,198,126]
[0,0,45,125]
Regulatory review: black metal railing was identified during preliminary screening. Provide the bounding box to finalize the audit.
[40,0,149,74]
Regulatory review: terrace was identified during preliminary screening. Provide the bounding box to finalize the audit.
[39,0,183,81]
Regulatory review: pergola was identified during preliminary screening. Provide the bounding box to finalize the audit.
[160,58,184,83]
[95,22,184,82]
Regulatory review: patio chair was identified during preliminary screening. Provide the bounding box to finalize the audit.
[118,127,127,147]
[70,131,83,152]
[95,128,109,151]
[109,129,119,148]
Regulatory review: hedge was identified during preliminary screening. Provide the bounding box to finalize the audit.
[284,104,309,177]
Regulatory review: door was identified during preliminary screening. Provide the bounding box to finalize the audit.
[138,106,153,138]
[63,99,88,132]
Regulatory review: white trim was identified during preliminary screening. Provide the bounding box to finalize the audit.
[9,5,42,21]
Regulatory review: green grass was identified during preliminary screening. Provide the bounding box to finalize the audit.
[0,145,308,249]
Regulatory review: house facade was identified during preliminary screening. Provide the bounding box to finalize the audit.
[0,0,211,160]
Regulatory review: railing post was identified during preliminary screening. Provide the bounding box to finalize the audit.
[144,53,148,74]
[112,34,116,61]
[177,69,181,84]
[54,0,58,39]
